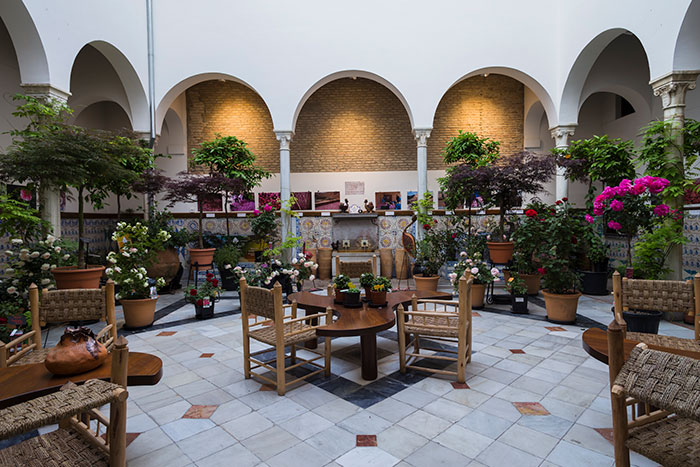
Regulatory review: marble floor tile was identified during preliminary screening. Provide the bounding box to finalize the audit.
[498,423,558,458]
[476,440,542,467]
[266,441,331,467]
[404,441,471,466]
[397,409,452,439]
[175,426,236,461]
[457,409,513,439]
[221,411,273,440]
[434,424,493,458]
[241,426,301,461]
[305,425,357,459]
[160,418,216,442]
[279,411,334,440]
[339,411,393,435]
[545,440,614,467]
[195,442,261,467]
[376,425,428,459]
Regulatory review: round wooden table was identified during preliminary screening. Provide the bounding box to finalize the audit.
[288,290,451,380]
[582,327,700,364]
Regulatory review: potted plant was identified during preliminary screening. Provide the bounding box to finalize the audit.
[370,276,391,306]
[250,203,279,260]
[343,282,362,307]
[451,252,499,308]
[333,274,351,304]
[413,237,445,291]
[360,272,375,298]
[540,199,583,323]
[291,251,318,292]
[2,235,75,294]
[506,272,528,314]
[578,221,610,295]
[185,273,221,319]
[511,201,549,294]
[106,222,170,328]
[214,242,242,291]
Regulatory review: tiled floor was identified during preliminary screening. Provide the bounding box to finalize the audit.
[33,278,695,466]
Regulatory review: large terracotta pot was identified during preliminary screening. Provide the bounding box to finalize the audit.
[189,248,216,267]
[414,274,440,291]
[520,273,542,295]
[52,265,105,290]
[147,248,181,286]
[317,248,332,280]
[379,248,394,278]
[44,327,107,375]
[487,241,514,264]
[121,297,157,328]
[472,283,486,308]
[542,290,581,324]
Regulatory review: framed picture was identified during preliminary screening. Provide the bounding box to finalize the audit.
[437,191,446,209]
[375,191,402,210]
[292,191,312,210]
[314,191,340,210]
[258,192,281,209]
[406,191,419,206]
[198,194,222,212]
[230,193,255,211]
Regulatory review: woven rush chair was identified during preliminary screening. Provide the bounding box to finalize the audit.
[612,271,700,351]
[0,280,117,368]
[0,336,130,467]
[335,255,377,278]
[608,327,700,467]
[240,277,332,395]
[397,275,472,383]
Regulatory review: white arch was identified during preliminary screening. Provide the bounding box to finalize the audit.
[0,0,50,85]
[674,1,700,70]
[524,101,545,149]
[579,85,651,123]
[292,70,415,131]
[73,100,132,131]
[435,67,557,129]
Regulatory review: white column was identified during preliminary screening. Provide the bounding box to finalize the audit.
[275,131,293,250]
[550,125,576,201]
[21,84,71,237]
[414,128,431,241]
[650,71,699,280]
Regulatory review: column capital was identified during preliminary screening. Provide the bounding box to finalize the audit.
[549,125,577,149]
[275,131,294,150]
[413,128,432,147]
[650,71,699,110]
[20,83,71,103]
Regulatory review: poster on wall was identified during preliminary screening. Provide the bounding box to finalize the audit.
[258,192,281,209]
[437,191,446,209]
[292,191,312,210]
[314,191,340,210]
[344,181,365,195]
[407,191,435,208]
[375,191,402,210]
[230,193,256,211]
[198,194,223,212]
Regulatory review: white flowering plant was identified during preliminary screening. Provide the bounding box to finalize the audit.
[290,251,318,282]
[0,277,31,342]
[106,222,170,300]
[1,235,76,298]
[451,251,499,289]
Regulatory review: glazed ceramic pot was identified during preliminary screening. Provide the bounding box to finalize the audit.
[44,327,107,375]
[121,297,157,328]
[542,290,581,324]
[414,274,440,291]
[51,265,105,290]
[487,241,514,264]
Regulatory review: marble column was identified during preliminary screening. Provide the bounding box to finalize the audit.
[414,128,432,241]
[275,131,294,256]
[550,125,577,201]
[650,71,699,280]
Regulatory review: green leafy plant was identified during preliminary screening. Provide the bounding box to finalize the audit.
[0,195,46,242]
[539,200,582,294]
[251,204,279,242]
[359,272,375,288]
[511,200,549,274]
[632,222,686,280]
[214,244,242,270]
[414,236,448,276]
[344,282,360,294]
[371,276,392,292]
[333,274,351,290]
[442,131,500,167]
[506,272,528,295]
[451,252,499,288]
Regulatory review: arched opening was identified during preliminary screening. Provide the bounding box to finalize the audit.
[674,0,700,71]
[0,1,49,85]
[73,101,131,131]
[153,108,187,176]
[0,17,24,151]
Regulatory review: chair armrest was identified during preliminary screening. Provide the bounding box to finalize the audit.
[0,379,124,440]
[403,310,459,318]
[1,331,38,366]
[284,312,329,326]
[414,299,458,306]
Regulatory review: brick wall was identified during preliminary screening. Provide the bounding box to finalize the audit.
[428,74,524,169]
[186,80,279,172]
[291,78,415,172]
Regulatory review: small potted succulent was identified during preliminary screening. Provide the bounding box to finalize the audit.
[451,251,499,309]
[343,282,362,307]
[360,272,375,298]
[506,272,528,314]
[370,276,391,306]
[185,273,221,319]
[333,274,351,304]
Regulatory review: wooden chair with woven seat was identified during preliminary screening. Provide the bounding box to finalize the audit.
[335,255,377,278]
[0,280,117,368]
[0,336,130,466]
[240,277,332,395]
[397,275,472,383]
[612,271,700,351]
[607,322,700,467]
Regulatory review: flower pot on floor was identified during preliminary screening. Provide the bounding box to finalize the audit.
[52,265,105,290]
[121,297,157,328]
[189,248,216,267]
[520,273,541,295]
[414,274,440,291]
[487,241,514,264]
[623,310,663,334]
[472,283,486,309]
[542,290,581,324]
[195,300,215,319]
[511,294,528,314]
[147,248,181,288]
[580,270,608,295]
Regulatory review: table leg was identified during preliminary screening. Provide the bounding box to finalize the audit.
[303,308,318,349]
[360,334,378,380]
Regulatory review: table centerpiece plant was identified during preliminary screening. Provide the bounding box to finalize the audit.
[343,282,362,307]
[360,272,375,297]
[106,222,170,328]
[185,273,222,320]
[505,272,529,314]
[370,276,391,306]
[333,274,351,304]
[451,251,499,308]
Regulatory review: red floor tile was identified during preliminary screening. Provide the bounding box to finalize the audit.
[157,331,177,336]
[356,435,377,447]
[183,405,218,419]
[594,427,614,444]
[509,349,525,354]
[260,384,275,391]
[200,353,215,358]
[513,402,550,415]
[472,312,481,317]
[545,326,566,332]
[451,382,470,389]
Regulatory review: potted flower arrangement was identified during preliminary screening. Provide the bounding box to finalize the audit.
[2,235,75,294]
[333,274,351,304]
[250,203,279,260]
[510,201,550,294]
[106,222,170,328]
[360,272,375,298]
[505,272,528,314]
[343,282,362,307]
[185,273,221,319]
[290,251,318,291]
[370,276,391,307]
[540,199,583,323]
[451,251,499,308]
[578,222,610,295]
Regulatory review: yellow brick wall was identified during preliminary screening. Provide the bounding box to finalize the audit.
[186,80,279,172]
[291,78,415,172]
[428,74,524,169]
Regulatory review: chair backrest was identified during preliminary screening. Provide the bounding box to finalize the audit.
[33,285,109,325]
[336,255,376,278]
[239,277,283,321]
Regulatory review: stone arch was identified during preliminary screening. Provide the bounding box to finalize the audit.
[73,100,132,131]
[292,70,415,131]
[674,0,700,70]
[0,0,50,85]
[579,85,651,124]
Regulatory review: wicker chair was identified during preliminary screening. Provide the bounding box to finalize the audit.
[0,281,117,368]
[0,336,130,466]
[608,324,700,467]
[397,275,472,383]
[612,271,700,350]
[335,255,377,278]
[240,277,332,395]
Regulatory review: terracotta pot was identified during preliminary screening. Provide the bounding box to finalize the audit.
[121,297,157,328]
[370,289,387,305]
[487,241,514,264]
[45,327,107,375]
[364,286,372,299]
[472,283,486,309]
[317,248,333,280]
[542,290,581,324]
[52,265,105,290]
[414,274,440,291]
[334,289,346,304]
[520,273,542,295]
[147,248,181,286]
[189,248,216,267]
